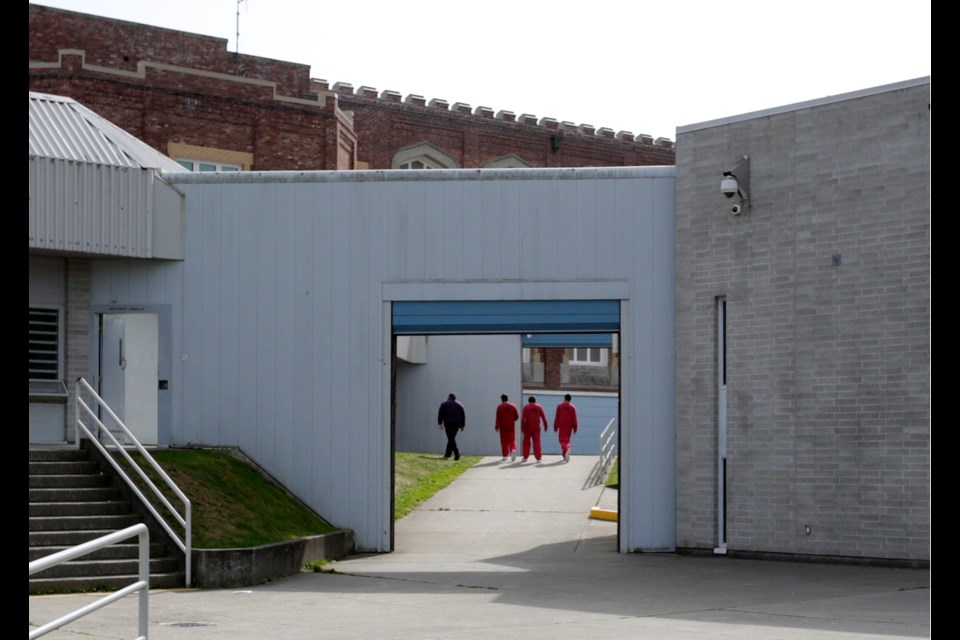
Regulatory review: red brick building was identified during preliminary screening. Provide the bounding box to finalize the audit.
[28,4,675,173]
[29,4,357,172]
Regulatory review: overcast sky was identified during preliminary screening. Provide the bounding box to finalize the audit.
[30,0,930,141]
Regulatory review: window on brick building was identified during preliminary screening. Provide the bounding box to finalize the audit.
[485,154,531,168]
[399,158,444,170]
[568,347,608,366]
[176,159,242,172]
[392,142,458,170]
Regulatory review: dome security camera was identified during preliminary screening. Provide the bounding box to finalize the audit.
[721,176,739,198]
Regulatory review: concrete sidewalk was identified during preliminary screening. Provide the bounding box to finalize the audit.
[29,454,930,639]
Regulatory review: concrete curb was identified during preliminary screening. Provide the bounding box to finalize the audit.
[191,529,354,588]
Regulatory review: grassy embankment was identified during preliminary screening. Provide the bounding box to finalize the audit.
[124,448,480,548]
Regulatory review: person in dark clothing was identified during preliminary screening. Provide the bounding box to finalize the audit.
[437,392,466,460]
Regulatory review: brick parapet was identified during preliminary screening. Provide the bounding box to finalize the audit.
[338,92,675,159]
[29,4,319,100]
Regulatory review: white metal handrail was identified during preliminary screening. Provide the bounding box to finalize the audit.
[29,523,150,640]
[599,417,617,478]
[73,377,191,587]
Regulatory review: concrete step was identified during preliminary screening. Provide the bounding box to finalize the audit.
[28,448,91,462]
[28,445,188,594]
[30,500,133,517]
[30,514,142,532]
[29,571,186,594]
[29,474,113,489]
[31,556,182,579]
[29,542,171,562]
[29,529,153,547]
[29,487,122,502]
[29,460,101,475]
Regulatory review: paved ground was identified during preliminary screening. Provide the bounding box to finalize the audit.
[29,454,930,639]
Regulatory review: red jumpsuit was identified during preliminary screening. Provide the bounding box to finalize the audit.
[521,402,548,461]
[495,401,519,458]
[553,400,579,459]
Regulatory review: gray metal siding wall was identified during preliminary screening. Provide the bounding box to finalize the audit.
[29,255,65,303]
[29,158,155,257]
[395,335,523,457]
[102,167,678,552]
[675,80,930,561]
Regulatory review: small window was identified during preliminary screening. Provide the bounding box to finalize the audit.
[400,158,444,170]
[484,154,531,168]
[29,306,63,381]
[392,142,458,170]
[176,158,243,172]
[568,347,608,366]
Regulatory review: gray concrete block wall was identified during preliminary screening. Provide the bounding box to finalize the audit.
[675,80,929,562]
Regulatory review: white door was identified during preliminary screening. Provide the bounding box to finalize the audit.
[100,313,159,445]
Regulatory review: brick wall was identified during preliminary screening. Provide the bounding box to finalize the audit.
[674,80,930,563]
[29,4,674,173]
[339,92,676,169]
[29,4,349,171]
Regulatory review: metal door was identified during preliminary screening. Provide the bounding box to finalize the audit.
[99,313,159,445]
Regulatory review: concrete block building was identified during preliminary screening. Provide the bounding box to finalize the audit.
[674,78,930,563]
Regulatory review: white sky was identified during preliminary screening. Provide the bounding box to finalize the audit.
[30,0,930,141]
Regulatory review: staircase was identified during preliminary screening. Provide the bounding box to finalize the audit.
[29,446,185,593]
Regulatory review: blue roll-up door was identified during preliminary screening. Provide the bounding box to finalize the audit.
[392,300,620,335]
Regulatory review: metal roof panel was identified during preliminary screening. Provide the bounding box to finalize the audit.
[28,91,188,173]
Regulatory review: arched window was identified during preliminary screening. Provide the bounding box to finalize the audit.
[392,142,458,169]
[484,154,531,168]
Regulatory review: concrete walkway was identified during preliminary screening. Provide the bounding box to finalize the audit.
[29,454,930,639]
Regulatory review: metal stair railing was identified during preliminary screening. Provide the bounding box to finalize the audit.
[29,523,150,640]
[73,377,191,587]
[599,417,617,479]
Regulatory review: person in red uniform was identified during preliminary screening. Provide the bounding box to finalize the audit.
[520,396,548,463]
[553,393,579,462]
[494,394,520,462]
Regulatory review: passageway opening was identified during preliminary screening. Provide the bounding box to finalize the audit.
[388,300,622,552]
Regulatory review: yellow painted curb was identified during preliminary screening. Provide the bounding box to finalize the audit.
[590,507,618,522]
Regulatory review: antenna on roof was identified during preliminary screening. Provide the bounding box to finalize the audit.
[235,0,247,76]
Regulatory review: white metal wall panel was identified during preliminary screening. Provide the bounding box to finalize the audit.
[29,157,154,257]
[29,255,66,304]
[93,167,675,552]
